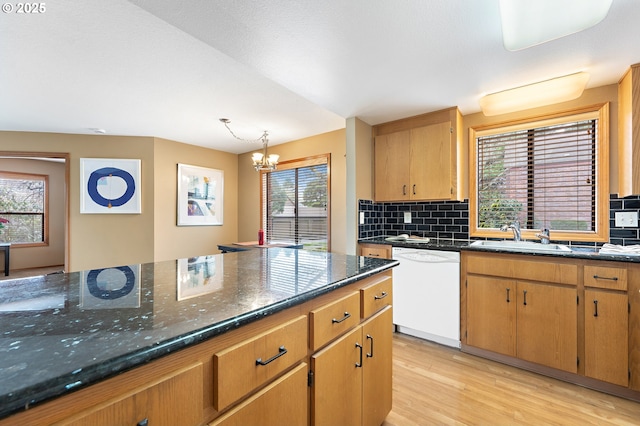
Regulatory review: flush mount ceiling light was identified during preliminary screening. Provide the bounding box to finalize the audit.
[219,118,279,172]
[479,72,590,116]
[499,0,613,51]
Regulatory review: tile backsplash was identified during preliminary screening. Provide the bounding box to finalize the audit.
[359,194,640,246]
[358,199,469,241]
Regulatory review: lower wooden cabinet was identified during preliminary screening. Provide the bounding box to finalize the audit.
[210,363,308,426]
[56,363,203,426]
[463,252,636,397]
[466,275,516,357]
[466,275,577,372]
[516,281,576,373]
[311,306,392,426]
[584,289,629,387]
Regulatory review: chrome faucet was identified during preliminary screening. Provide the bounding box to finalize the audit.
[536,228,551,244]
[500,221,521,242]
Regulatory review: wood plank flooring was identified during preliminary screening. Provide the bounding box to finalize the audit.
[385,333,640,426]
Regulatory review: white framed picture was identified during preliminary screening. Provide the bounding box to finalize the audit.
[177,163,223,226]
[80,158,141,214]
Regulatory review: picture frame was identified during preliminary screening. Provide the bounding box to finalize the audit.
[80,158,141,214]
[177,163,223,226]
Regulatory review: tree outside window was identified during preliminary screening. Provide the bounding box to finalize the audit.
[0,172,47,244]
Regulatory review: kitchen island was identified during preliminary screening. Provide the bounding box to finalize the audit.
[0,248,397,425]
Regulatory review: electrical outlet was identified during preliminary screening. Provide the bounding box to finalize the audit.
[359,211,365,225]
[403,211,412,224]
[615,211,638,227]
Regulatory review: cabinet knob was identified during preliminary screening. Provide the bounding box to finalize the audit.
[137,419,149,426]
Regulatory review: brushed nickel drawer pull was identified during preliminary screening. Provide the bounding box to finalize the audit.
[332,312,351,324]
[593,274,618,281]
[256,345,287,366]
[374,291,388,300]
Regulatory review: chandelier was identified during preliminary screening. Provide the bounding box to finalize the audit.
[219,118,279,171]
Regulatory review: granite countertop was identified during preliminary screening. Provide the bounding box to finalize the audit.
[0,248,397,419]
[359,236,640,263]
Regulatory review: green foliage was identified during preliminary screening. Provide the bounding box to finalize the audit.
[301,167,327,208]
[477,142,523,228]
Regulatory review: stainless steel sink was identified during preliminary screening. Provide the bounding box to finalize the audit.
[469,240,572,253]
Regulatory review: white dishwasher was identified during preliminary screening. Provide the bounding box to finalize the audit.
[392,247,460,348]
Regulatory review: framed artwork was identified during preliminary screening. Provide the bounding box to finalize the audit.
[80,158,141,214]
[177,256,224,301]
[80,265,141,309]
[177,163,223,226]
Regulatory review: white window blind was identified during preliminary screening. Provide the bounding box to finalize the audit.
[261,155,329,251]
[476,118,597,232]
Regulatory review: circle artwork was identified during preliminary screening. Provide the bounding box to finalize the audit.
[87,167,136,208]
[86,266,136,300]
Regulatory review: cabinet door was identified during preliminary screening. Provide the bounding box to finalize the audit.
[362,307,393,426]
[211,363,308,426]
[466,275,516,356]
[410,122,452,200]
[311,326,363,426]
[374,130,411,201]
[58,363,203,426]
[584,289,629,386]
[517,282,577,373]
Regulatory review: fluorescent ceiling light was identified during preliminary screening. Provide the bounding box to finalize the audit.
[479,72,590,116]
[500,0,613,51]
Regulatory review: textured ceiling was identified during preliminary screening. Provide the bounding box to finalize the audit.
[1,1,639,153]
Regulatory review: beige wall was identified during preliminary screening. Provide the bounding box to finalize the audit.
[462,84,619,198]
[0,158,65,270]
[153,137,238,262]
[0,131,239,272]
[237,129,348,253]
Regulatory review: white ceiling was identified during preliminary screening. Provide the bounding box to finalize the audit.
[1,0,639,154]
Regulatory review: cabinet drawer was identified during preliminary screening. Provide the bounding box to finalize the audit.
[210,363,308,426]
[57,363,203,426]
[360,244,391,259]
[465,253,577,285]
[360,275,393,319]
[584,265,628,291]
[213,315,307,411]
[310,292,360,351]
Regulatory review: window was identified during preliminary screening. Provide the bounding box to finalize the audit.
[261,154,330,252]
[0,171,48,245]
[469,104,609,242]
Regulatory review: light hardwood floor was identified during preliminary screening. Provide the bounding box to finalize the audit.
[385,333,640,426]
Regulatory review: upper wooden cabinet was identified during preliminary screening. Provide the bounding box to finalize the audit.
[618,63,640,197]
[373,107,463,202]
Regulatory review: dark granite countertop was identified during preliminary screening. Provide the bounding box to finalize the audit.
[359,236,468,251]
[0,248,397,419]
[359,236,640,263]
